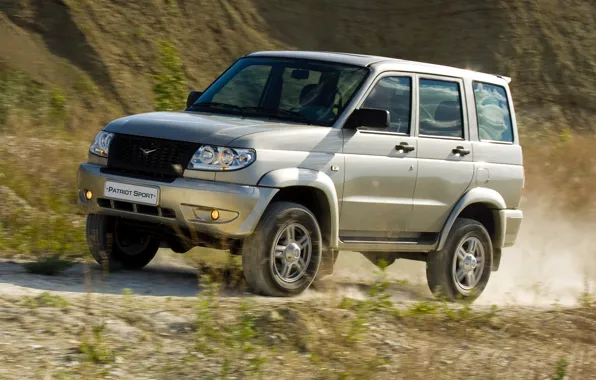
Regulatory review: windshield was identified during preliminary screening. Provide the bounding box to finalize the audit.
[187,57,370,126]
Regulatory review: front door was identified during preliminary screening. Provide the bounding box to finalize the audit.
[340,74,418,242]
[409,75,474,233]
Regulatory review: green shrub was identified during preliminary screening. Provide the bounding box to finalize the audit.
[152,41,187,112]
[23,291,70,308]
[551,358,568,380]
[80,323,115,364]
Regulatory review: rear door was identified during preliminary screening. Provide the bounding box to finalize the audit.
[409,75,474,233]
[340,73,418,241]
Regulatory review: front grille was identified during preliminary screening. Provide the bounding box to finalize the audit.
[107,134,199,179]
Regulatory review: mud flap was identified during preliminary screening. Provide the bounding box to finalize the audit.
[492,248,502,272]
[318,249,338,276]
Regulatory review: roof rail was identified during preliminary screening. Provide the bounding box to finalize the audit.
[496,75,512,84]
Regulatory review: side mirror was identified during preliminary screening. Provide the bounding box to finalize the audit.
[186,91,203,108]
[345,108,390,130]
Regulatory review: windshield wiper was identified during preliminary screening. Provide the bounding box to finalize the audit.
[188,102,244,115]
[241,106,323,125]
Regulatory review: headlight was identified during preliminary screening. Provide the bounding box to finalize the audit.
[187,145,256,171]
[89,131,114,157]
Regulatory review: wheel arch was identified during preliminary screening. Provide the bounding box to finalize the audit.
[437,187,506,253]
[257,168,339,248]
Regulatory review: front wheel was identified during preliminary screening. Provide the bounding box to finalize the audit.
[242,202,322,297]
[426,218,493,302]
[86,214,160,270]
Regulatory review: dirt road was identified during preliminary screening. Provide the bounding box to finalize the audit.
[1,239,593,307]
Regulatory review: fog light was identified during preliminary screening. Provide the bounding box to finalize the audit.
[210,209,220,220]
[85,190,93,200]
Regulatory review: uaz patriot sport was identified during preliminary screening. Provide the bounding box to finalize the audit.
[78,51,524,301]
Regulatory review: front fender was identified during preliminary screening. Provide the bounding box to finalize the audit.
[257,168,340,248]
[437,187,506,251]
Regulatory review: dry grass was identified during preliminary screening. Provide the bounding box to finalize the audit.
[0,136,88,259]
[0,278,594,380]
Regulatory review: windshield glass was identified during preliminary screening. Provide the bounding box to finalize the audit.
[187,57,370,126]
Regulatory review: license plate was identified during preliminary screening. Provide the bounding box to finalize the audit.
[104,181,159,206]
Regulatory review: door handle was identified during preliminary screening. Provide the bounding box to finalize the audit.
[452,146,470,156]
[396,142,415,153]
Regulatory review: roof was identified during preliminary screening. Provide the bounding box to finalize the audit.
[246,50,389,67]
[245,50,511,85]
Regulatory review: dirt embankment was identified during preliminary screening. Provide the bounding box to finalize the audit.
[3,0,596,131]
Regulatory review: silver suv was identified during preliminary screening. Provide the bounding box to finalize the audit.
[78,51,524,301]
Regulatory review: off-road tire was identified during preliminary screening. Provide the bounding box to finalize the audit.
[86,214,160,270]
[242,202,322,297]
[426,218,493,303]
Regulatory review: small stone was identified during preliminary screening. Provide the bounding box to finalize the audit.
[31,345,43,349]
[267,335,280,345]
[268,310,283,322]
[115,356,124,364]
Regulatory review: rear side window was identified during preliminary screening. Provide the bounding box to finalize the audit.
[473,82,514,142]
[419,79,464,138]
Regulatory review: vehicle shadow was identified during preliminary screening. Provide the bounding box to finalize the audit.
[0,252,434,301]
[0,260,249,298]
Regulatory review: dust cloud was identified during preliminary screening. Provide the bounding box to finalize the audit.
[480,200,596,307]
[328,198,596,307]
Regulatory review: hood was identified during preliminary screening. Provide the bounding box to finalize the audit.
[103,111,295,146]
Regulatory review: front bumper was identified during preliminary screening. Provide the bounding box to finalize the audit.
[77,163,278,238]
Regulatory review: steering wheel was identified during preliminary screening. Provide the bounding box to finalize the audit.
[289,87,343,119]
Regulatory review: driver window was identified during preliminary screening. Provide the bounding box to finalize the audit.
[362,76,412,133]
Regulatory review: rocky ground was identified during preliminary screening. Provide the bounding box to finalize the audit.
[0,250,595,380]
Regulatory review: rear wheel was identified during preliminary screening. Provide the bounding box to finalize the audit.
[242,202,322,297]
[426,218,492,302]
[86,214,160,270]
